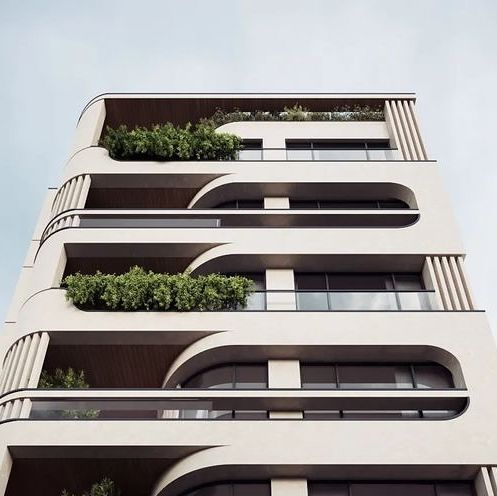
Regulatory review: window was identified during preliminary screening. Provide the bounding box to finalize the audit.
[295,273,424,291]
[216,199,264,209]
[308,482,474,496]
[289,199,409,209]
[182,364,268,389]
[294,272,428,311]
[238,140,263,160]
[186,482,270,496]
[286,140,392,160]
[300,363,454,390]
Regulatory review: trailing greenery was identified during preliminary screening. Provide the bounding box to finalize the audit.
[39,367,90,389]
[202,104,384,127]
[101,121,242,161]
[63,266,254,311]
[39,368,99,419]
[62,477,120,496]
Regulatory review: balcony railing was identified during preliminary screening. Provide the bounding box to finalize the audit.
[237,148,402,161]
[40,209,419,244]
[242,290,437,311]
[0,389,466,422]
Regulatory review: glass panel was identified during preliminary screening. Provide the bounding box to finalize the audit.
[435,483,475,496]
[394,274,424,290]
[188,483,232,496]
[422,410,458,419]
[320,201,378,209]
[287,149,313,160]
[233,410,268,419]
[209,410,234,419]
[313,141,366,149]
[234,483,271,496]
[313,149,366,161]
[366,141,390,149]
[350,483,436,496]
[329,274,390,290]
[342,410,421,419]
[234,365,268,389]
[297,292,329,310]
[329,292,398,311]
[295,273,327,290]
[290,200,319,209]
[238,149,263,160]
[366,149,388,160]
[287,142,312,149]
[183,366,233,389]
[180,409,211,419]
[308,483,349,496]
[217,201,237,209]
[414,364,454,389]
[237,200,264,209]
[397,292,433,310]
[379,200,409,209]
[301,365,337,389]
[243,292,266,310]
[304,411,341,419]
[338,365,413,389]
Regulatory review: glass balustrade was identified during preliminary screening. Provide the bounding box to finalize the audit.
[22,397,461,421]
[239,290,436,311]
[233,148,401,161]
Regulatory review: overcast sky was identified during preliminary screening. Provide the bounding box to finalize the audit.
[1,0,496,330]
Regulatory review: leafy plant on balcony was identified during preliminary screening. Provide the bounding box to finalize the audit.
[101,121,242,161]
[62,266,254,311]
[202,104,384,127]
[62,477,120,496]
[39,367,100,419]
[39,367,90,388]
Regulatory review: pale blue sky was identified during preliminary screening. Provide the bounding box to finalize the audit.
[1,0,496,328]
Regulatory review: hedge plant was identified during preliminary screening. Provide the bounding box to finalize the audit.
[39,367,90,389]
[101,121,242,161]
[63,266,254,311]
[202,104,384,127]
[39,368,100,419]
[62,477,120,496]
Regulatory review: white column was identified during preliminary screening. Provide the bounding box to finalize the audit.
[264,197,290,209]
[268,360,302,419]
[271,479,307,496]
[27,332,49,388]
[265,269,296,311]
[0,446,13,496]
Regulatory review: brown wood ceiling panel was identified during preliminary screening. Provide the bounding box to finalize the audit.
[85,188,199,209]
[43,345,184,388]
[6,458,173,496]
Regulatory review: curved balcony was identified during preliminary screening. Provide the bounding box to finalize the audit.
[39,208,420,245]
[0,388,468,423]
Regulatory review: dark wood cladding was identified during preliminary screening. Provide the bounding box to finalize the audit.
[6,458,173,496]
[63,257,193,277]
[86,188,199,209]
[102,96,388,133]
[43,344,184,388]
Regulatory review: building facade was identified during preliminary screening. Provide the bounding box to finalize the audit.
[0,93,496,495]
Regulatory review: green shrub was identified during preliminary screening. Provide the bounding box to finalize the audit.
[101,121,242,161]
[38,368,100,419]
[202,103,384,127]
[62,477,120,496]
[63,267,254,312]
[39,368,90,388]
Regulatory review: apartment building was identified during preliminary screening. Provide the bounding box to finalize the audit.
[0,93,496,496]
